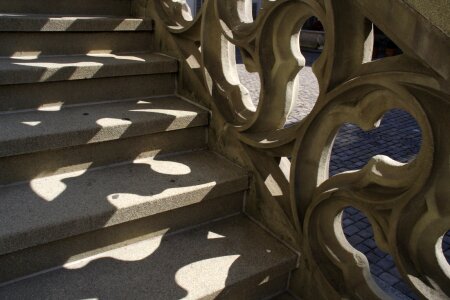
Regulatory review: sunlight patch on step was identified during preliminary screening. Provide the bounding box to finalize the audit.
[86,53,146,62]
[137,100,151,104]
[129,108,198,130]
[259,276,270,285]
[114,19,144,31]
[21,121,41,127]
[30,168,91,202]
[88,118,132,143]
[133,157,191,175]
[64,232,167,270]
[87,50,113,55]
[207,231,226,239]
[10,54,41,59]
[106,183,214,211]
[41,18,76,31]
[175,255,240,299]
[38,102,63,111]
[13,61,103,81]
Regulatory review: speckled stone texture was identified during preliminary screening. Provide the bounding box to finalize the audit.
[0,215,297,300]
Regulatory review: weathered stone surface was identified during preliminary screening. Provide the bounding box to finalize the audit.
[0,96,208,157]
[0,31,156,57]
[0,14,153,32]
[0,52,178,85]
[0,150,248,255]
[0,0,132,16]
[0,215,297,299]
[0,73,176,111]
[0,126,206,185]
[0,192,244,283]
[0,0,296,298]
[405,0,450,36]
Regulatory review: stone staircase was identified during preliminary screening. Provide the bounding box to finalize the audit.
[0,1,297,299]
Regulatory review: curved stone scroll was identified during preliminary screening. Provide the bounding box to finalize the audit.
[147,0,450,298]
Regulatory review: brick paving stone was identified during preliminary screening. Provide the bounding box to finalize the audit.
[373,248,388,259]
[389,267,402,279]
[355,221,369,230]
[393,282,419,300]
[366,253,382,264]
[347,235,364,246]
[358,229,373,239]
[344,225,360,236]
[363,238,378,250]
[378,257,395,271]
[370,264,384,276]
[342,218,354,226]
[237,50,449,299]
[356,244,372,255]
[380,272,401,285]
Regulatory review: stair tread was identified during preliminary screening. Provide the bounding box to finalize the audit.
[0,0,133,17]
[0,52,178,85]
[0,14,153,31]
[0,150,248,255]
[0,96,208,157]
[0,215,296,298]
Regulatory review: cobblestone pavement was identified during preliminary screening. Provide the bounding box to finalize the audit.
[237,50,449,300]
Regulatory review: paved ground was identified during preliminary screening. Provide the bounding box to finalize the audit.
[237,50,449,300]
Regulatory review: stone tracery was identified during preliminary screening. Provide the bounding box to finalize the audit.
[145,0,450,298]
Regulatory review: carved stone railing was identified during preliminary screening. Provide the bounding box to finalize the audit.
[135,0,449,298]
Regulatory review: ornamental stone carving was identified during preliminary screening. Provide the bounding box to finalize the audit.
[137,0,450,298]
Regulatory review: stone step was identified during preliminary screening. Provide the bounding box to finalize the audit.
[0,52,178,86]
[0,96,208,158]
[0,31,156,58]
[0,150,249,257]
[0,15,155,57]
[0,0,132,17]
[0,215,296,300]
[0,125,207,186]
[0,14,152,32]
[0,192,244,283]
[0,73,176,112]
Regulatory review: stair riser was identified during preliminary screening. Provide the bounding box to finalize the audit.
[0,0,132,16]
[0,56,178,86]
[0,126,207,185]
[0,17,152,32]
[0,32,155,57]
[0,73,176,112]
[216,273,291,300]
[0,192,244,284]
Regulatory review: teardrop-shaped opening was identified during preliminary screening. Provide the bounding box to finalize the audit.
[342,207,418,299]
[284,16,324,127]
[330,109,421,176]
[236,47,260,112]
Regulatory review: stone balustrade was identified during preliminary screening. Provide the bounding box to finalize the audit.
[137,0,450,298]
